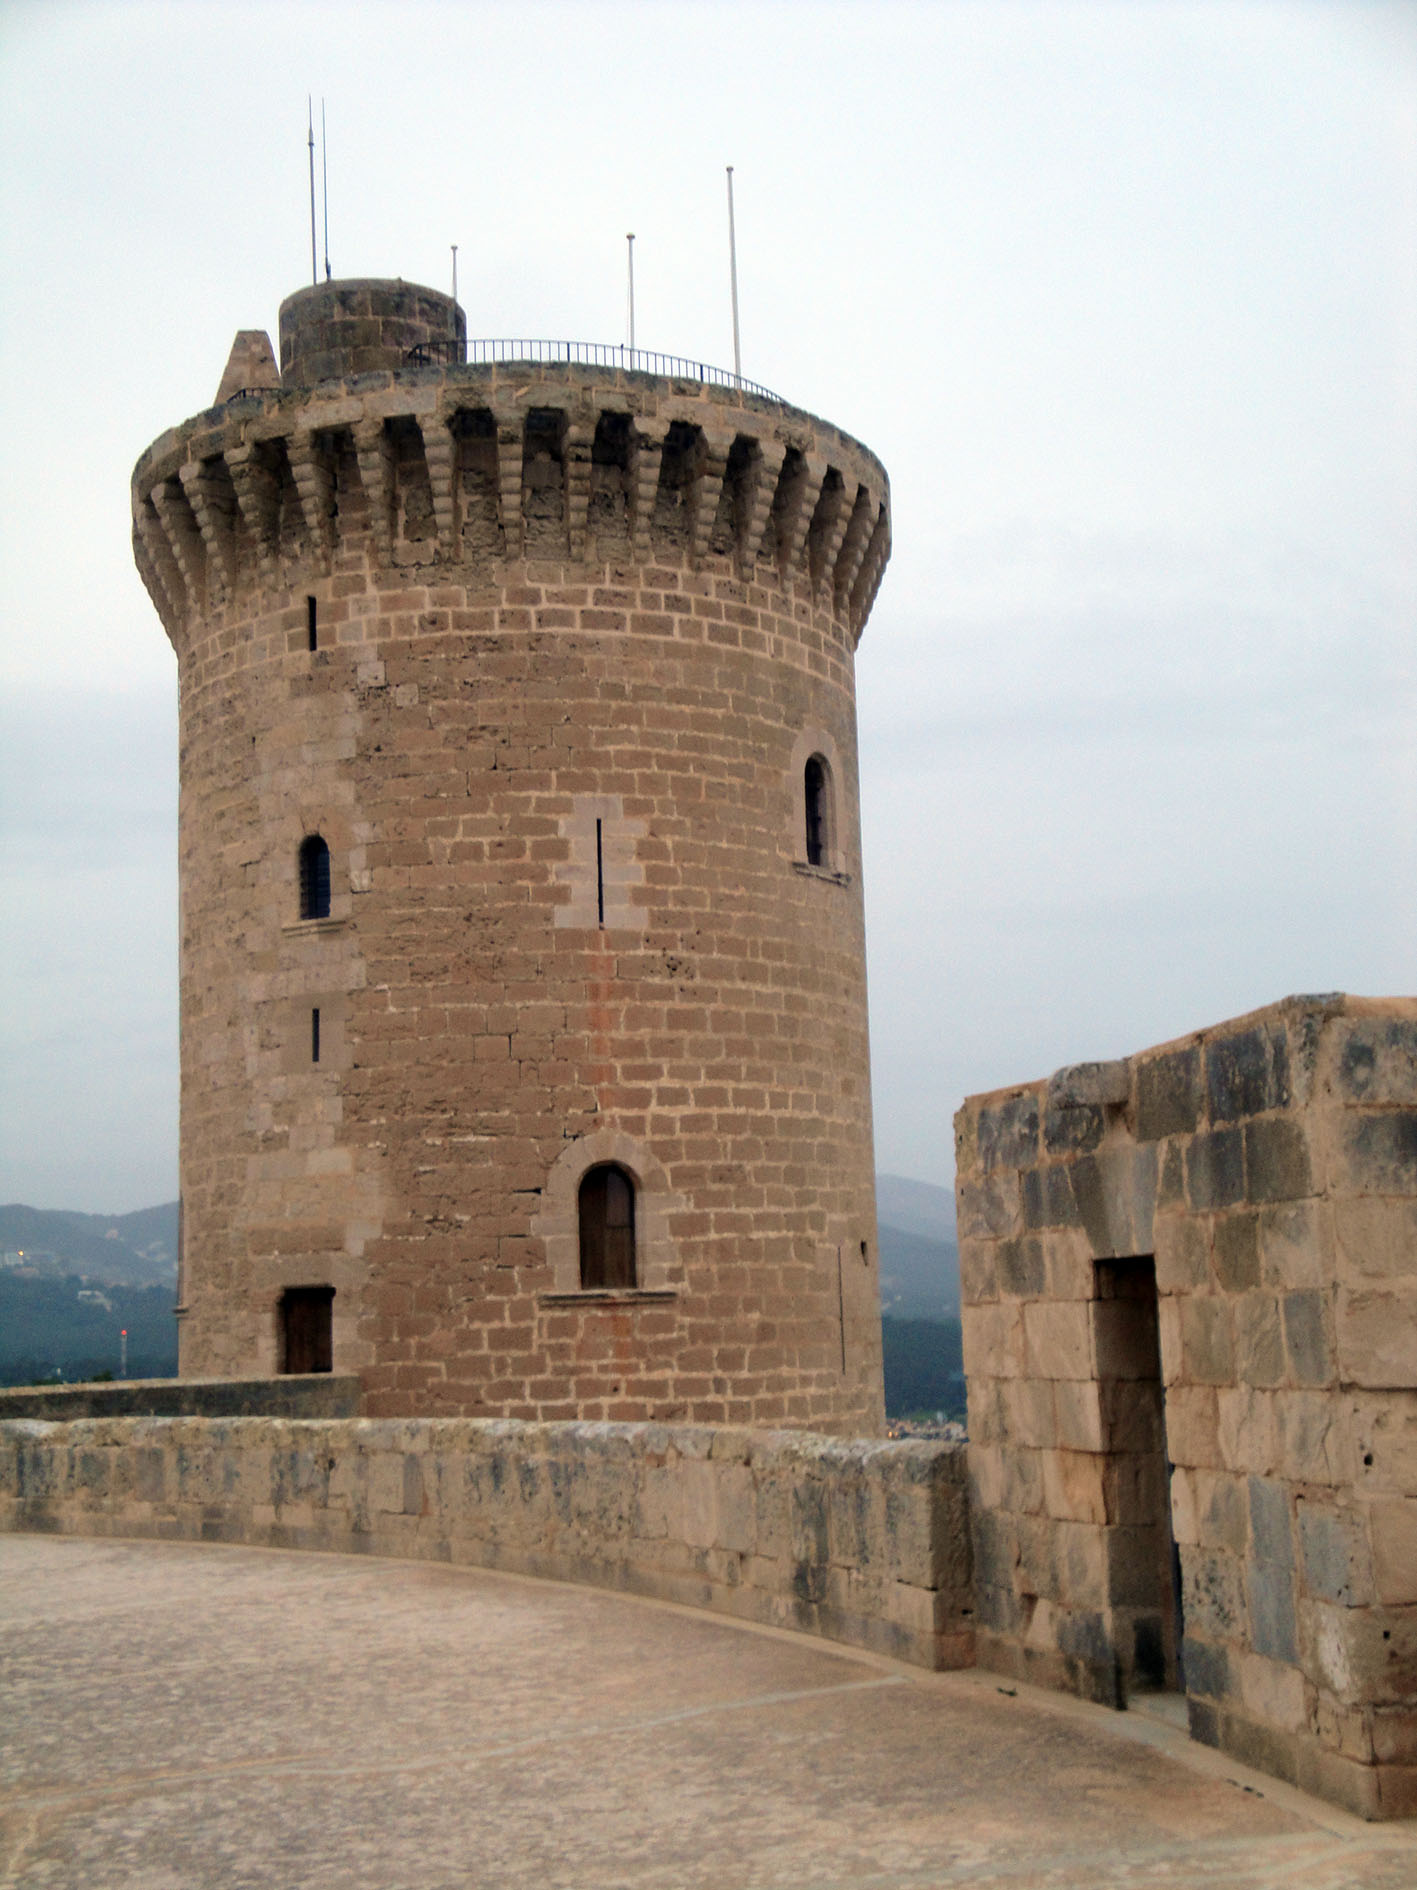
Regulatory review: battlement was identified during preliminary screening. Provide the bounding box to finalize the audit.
[132,304,891,653]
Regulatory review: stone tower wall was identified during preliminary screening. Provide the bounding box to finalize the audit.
[132,281,891,1432]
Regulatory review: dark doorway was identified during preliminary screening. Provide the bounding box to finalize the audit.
[280,1285,335,1373]
[1094,1256,1182,1695]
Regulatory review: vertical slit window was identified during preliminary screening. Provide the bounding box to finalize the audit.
[595,817,605,927]
[579,1163,637,1290]
[298,834,331,920]
[306,595,317,651]
[804,755,829,867]
[311,1007,321,1063]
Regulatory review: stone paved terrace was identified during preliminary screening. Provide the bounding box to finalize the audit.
[4,1536,1416,1888]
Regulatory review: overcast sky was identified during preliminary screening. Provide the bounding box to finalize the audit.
[1,0,1414,1214]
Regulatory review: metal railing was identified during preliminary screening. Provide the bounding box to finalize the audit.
[403,336,785,404]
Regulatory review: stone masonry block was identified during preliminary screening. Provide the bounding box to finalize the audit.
[1334,1198,1417,1283]
[1334,1016,1417,1106]
[1180,1296,1233,1386]
[1154,1215,1208,1293]
[1134,1047,1202,1142]
[996,1236,1045,1299]
[1212,1212,1260,1291]
[957,1171,1023,1244]
[1042,1449,1108,1526]
[1369,1499,1417,1605]
[962,1301,1024,1379]
[1247,1475,1293,1569]
[1205,1025,1290,1124]
[976,1091,1042,1173]
[1068,1145,1157,1261]
[1335,1113,1417,1196]
[1337,1288,1417,1390]
[1023,1301,1093,1381]
[1244,1117,1313,1205]
[1297,1502,1375,1608]
[1187,1129,1244,1212]
[1248,1555,1298,1664]
[1164,1386,1222,1470]
[1218,1387,1279,1476]
[1282,1290,1334,1388]
[1234,1293,1284,1388]
[1021,1165,1080,1234]
[1257,1200,1326,1290]
[1182,1544,1246,1640]
[1351,1393,1417,1495]
[1273,1391,1348,1488]
[1053,1379,1104,1453]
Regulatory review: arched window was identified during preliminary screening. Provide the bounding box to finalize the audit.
[804,755,831,868]
[298,834,331,920]
[578,1163,637,1289]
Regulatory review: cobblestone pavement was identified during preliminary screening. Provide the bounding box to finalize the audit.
[3,1536,1415,1889]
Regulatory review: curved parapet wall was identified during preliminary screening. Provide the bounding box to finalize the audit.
[0,1417,974,1673]
[131,278,891,1432]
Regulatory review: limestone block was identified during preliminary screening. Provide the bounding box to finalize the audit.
[1351,1392,1417,1494]
[1306,1600,1417,1707]
[1334,1198,1417,1283]
[962,1301,1024,1380]
[1053,1379,1104,1454]
[1332,1016,1417,1106]
[1041,1449,1107,1526]
[1067,1145,1158,1261]
[1234,1293,1284,1388]
[1001,1377,1056,1451]
[1020,1165,1081,1235]
[1337,1287,1417,1389]
[1249,1556,1298,1664]
[1212,1212,1260,1292]
[1041,1227,1095,1300]
[1053,1518,1108,1607]
[1134,1046,1202,1142]
[1205,1024,1291,1124]
[958,1235,997,1304]
[1298,1502,1375,1608]
[956,1171,1023,1244]
[1186,1129,1244,1213]
[975,1091,1041,1174]
[1164,1386,1222,1470]
[1247,1475,1293,1568]
[1217,1387,1278,1476]
[1257,1199,1327,1290]
[1180,1296,1233,1387]
[1244,1118,1314,1206]
[1282,1290,1335,1388]
[1333,1112,1417,1197]
[1022,1301,1093,1381]
[1368,1499,1417,1605]
[1155,1215,1208,1294]
[1273,1390,1349,1488]
[1169,1466,1199,1545]
[1237,1649,1307,1732]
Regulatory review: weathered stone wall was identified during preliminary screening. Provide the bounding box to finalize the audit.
[956,994,1417,1819]
[131,280,891,1433]
[0,1374,360,1422]
[0,1417,972,1672]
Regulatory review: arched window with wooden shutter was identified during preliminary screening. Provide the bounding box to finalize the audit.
[578,1163,637,1289]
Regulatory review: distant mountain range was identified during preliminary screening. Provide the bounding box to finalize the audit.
[0,1202,179,1288]
[876,1173,959,1318]
[0,1174,960,1385]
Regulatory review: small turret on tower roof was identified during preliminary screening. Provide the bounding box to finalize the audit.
[214,330,279,405]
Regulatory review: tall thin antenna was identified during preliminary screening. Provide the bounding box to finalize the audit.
[726,166,742,387]
[321,99,331,281]
[306,98,317,287]
[626,232,636,356]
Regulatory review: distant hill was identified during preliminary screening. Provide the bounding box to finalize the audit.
[876,1173,956,1242]
[0,1275,178,1385]
[876,1173,958,1317]
[0,1203,178,1289]
[881,1316,965,1420]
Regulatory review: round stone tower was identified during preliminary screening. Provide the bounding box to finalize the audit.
[132,276,892,1430]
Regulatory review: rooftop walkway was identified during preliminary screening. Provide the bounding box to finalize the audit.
[3,1535,1414,1888]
